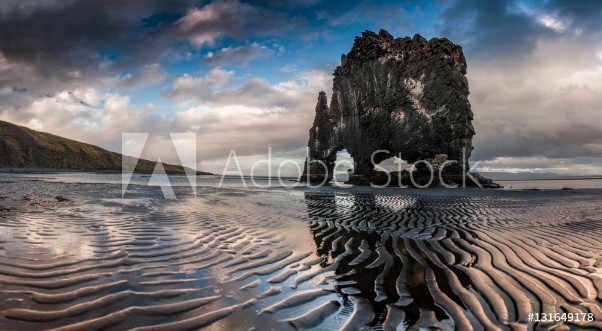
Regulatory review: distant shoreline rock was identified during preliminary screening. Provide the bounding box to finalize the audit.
[300,29,498,188]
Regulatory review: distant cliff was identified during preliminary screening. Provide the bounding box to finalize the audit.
[0,120,210,174]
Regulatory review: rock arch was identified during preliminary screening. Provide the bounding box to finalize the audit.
[301,29,487,187]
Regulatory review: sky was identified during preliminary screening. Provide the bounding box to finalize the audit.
[1,0,601,177]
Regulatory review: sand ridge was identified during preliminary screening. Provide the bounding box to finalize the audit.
[0,179,601,330]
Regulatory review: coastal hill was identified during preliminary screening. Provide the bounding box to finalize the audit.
[0,120,210,174]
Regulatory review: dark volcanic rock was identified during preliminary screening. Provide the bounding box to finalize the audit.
[301,29,495,187]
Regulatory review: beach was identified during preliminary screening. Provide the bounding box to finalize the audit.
[0,174,601,330]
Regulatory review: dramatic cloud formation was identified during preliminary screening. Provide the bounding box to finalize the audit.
[470,37,602,159]
[101,64,168,89]
[0,0,601,175]
[166,68,333,170]
[1,88,162,143]
[437,0,602,174]
[202,43,280,66]
[175,0,307,46]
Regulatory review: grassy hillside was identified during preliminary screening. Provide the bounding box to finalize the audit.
[0,121,211,174]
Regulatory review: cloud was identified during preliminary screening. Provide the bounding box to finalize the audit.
[476,156,602,175]
[438,0,552,58]
[0,0,320,95]
[537,15,568,32]
[164,67,332,109]
[162,68,332,172]
[174,0,307,47]
[173,103,312,162]
[469,36,602,163]
[0,0,74,16]
[0,88,163,148]
[0,0,307,92]
[544,0,602,32]
[0,0,188,91]
[100,64,167,89]
[163,68,235,100]
[321,0,412,33]
[202,43,277,66]
[279,64,299,73]
[0,87,200,165]
[438,0,602,59]
[428,0,602,174]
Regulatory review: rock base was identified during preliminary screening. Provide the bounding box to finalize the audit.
[299,171,501,188]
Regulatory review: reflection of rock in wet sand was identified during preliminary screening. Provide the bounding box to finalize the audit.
[304,190,602,330]
[0,178,601,330]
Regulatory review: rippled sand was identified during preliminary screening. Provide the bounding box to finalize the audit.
[0,178,601,330]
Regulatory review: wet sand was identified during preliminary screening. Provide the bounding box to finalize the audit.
[0,177,601,330]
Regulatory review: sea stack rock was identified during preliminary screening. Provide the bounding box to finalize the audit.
[301,29,496,187]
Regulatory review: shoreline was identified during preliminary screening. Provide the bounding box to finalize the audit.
[0,167,214,175]
[2,172,601,193]
[2,168,600,182]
